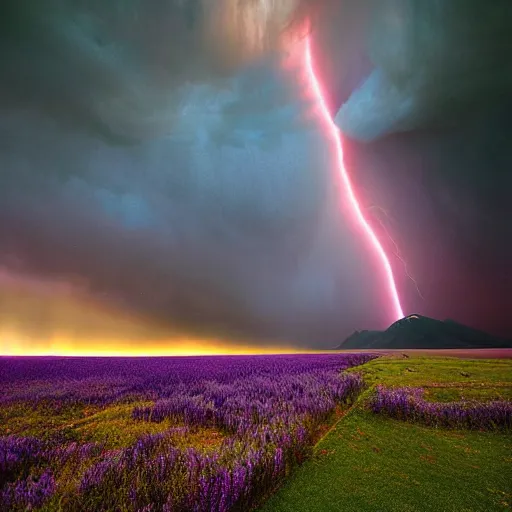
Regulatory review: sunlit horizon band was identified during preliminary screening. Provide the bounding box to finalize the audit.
[1,333,325,357]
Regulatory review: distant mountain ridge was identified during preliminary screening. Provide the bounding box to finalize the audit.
[337,314,512,350]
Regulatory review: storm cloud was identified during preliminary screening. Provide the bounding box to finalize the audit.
[0,0,511,352]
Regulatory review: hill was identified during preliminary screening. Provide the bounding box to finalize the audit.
[336,314,512,350]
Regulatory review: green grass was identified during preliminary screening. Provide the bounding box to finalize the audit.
[0,402,93,441]
[347,355,512,388]
[260,356,512,512]
[424,386,512,402]
[0,400,224,450]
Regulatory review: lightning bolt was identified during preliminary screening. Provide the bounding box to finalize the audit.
[304,36,404,321]
[368,204,425,300]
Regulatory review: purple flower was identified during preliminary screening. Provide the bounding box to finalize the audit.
[1,469,56,509]
[1,353,379,511]
[371,386,512,430]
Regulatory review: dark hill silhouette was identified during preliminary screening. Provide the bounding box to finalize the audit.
[337,314,512,350]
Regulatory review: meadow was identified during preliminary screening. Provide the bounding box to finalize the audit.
[263,355,512,512]
[1,353,510,511]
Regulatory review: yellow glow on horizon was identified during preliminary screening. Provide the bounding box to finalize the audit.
[0,271,321,357]
[1,331,317,357]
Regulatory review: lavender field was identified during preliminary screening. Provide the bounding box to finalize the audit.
[371,385,512,430]
[0,353,376,511]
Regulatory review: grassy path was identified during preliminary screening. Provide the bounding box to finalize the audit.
[260,356,512,512]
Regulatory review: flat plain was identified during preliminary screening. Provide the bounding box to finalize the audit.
[1,353,510,511]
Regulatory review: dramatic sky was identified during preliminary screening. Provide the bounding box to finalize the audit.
[1,0,511,354]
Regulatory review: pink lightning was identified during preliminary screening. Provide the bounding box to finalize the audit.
[304,36,404,321]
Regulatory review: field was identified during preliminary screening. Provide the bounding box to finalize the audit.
[1,353,511,511]
[263,355,512,512]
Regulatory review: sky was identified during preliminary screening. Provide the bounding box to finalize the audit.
[1,0,511,355]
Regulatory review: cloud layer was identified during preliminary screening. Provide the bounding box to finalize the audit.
[1,0,511,351]
[334,0,512,140]
[0,1,385,348]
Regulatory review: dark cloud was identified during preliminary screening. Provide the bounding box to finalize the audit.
[335,0,512,140]
[0,0,511,351]
[312,0,512,336]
